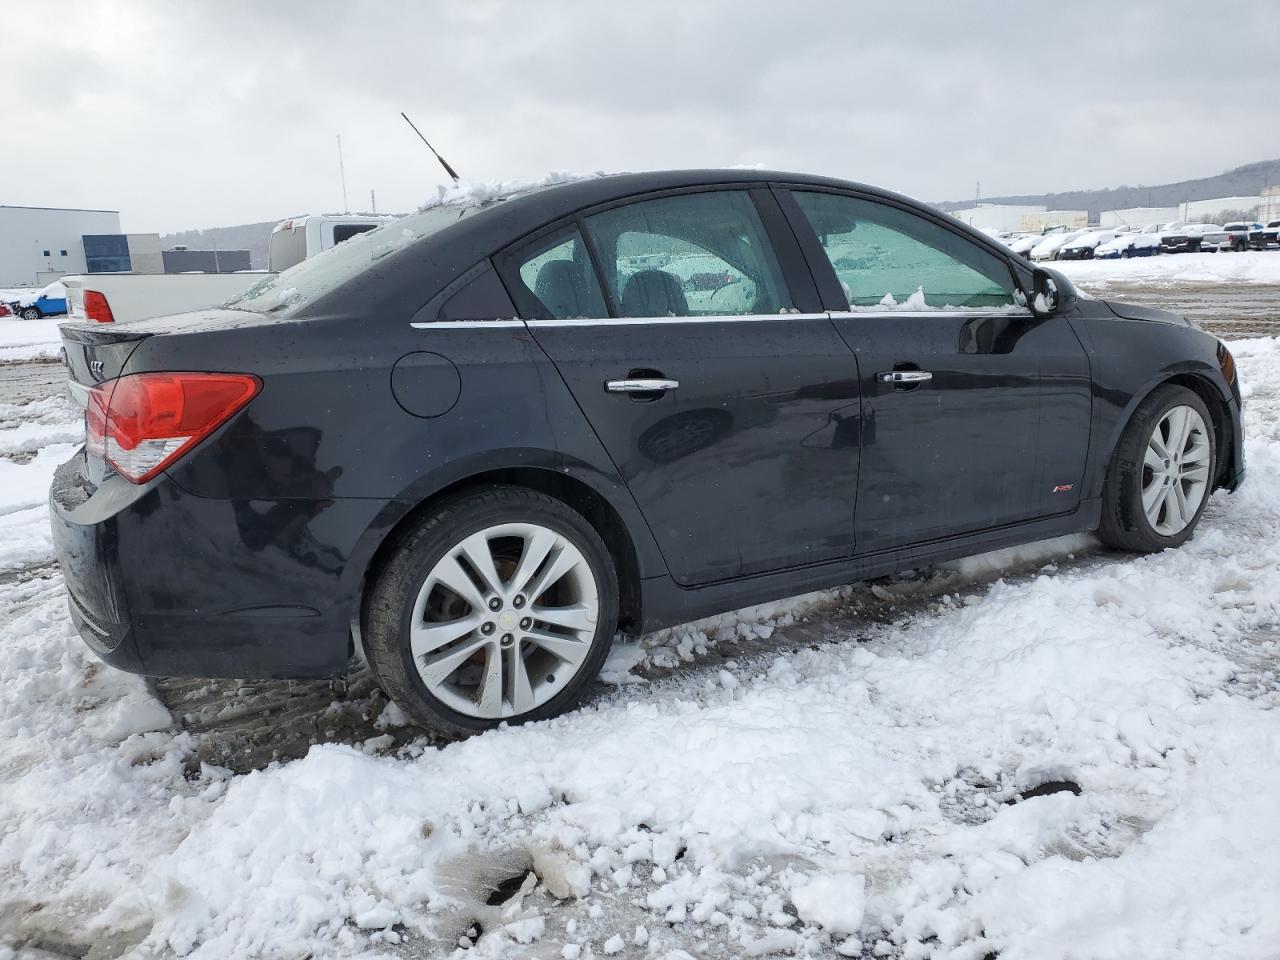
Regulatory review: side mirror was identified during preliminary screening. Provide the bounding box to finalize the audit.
[1031,267,1075,317]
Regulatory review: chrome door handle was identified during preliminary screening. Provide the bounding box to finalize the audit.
[605,378,679,393]
[877,370,932,384]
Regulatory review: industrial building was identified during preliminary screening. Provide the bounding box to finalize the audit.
[1019,210,1088,231]
[1261,186,1280,223]
[161,247,252,274]
[947,203,1046,232]
[1179,196,1260,222]
[1101,207,1181,228]
[0,204,164,287]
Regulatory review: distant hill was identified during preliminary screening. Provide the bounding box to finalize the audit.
[935,159,1280,219]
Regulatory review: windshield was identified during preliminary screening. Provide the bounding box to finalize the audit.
[226,204,479,313]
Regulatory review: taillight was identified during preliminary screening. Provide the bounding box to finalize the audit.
[85,372,261,483]
[83,290,115,323]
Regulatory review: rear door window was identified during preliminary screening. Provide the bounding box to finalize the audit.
[791,191,1020,310]
[582,191,793,318]
[509,226,609,321]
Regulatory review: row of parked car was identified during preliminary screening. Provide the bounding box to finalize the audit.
[996,219,1280,261]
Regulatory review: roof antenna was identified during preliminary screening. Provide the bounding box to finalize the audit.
[401,112,460,184]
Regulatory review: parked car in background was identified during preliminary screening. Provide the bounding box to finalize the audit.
[1161,223,1221,254]
[0,302,11,318]
[61,213,392,325]
[1030,229,1087,261]
[1249,220,1280,250]
[9,280,68,319]
[50,168,1244,736]
[1005,234,1042,258]
[1095,233,1161,259]
[1058,229,1120,260]
[1201,222,1264,253]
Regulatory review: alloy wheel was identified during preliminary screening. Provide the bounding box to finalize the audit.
[1141,404,1211,536]
[409,522,599,719]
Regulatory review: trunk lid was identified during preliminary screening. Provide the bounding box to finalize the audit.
[60,322,152,387]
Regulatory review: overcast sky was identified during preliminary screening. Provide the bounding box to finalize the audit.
[2,0,1277,234]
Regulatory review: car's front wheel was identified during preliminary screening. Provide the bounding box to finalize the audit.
[20,307,41,321]
[1098,385,1217,552]
[363,486,618,737]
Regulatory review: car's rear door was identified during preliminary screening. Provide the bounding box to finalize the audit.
[497,186,861,587]
[777,186,1092,555]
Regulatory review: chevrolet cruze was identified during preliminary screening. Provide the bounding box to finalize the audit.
[51,170,1245,736]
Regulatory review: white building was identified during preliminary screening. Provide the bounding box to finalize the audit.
[948,204,1046,233]
[0,205,122,287]
[1256,186,1279,223]
[1101,207,1181,228]
[1179,196,1259,223]
[1020,210,1088,231]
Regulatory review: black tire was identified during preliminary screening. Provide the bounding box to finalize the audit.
[1097,385,1217,553]
[363,484,619,738]
[20,307,41,321]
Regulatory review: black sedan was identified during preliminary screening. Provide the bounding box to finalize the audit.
[51,170,1246,736]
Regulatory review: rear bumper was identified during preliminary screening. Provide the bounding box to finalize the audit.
[50,450,385,679]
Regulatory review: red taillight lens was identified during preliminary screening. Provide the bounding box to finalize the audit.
[86,372,261,483]
[83,290,115,323]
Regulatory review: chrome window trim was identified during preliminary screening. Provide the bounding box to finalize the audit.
[409,309,1034,330]
[829,309,1035,320]
[410,319,528,329]
[526,312,831,327]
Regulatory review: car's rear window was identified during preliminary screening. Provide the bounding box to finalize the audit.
[227,204,478,314]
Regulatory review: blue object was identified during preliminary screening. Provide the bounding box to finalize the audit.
[36,294,68,316]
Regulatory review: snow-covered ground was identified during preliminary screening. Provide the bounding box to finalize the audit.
[2,329,1280,958]
[1052,250,1280,289]
[0,315,64,362]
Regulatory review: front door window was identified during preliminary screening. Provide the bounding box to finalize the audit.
[583,191,794,317]
[791,191,1020,310]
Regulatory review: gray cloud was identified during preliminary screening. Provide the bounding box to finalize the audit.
[2,0,1277,233]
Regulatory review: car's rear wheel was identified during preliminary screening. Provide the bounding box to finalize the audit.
[363,485,618,737]
[1098,385,1217,552]
[20,307,40,320]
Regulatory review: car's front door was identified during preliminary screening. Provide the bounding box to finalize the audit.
[499,188,862,587]
[779,188,1093,555]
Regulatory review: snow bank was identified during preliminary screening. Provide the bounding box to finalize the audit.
[1,339,1279,958]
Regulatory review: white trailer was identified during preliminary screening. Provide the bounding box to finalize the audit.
[62,214,393,324]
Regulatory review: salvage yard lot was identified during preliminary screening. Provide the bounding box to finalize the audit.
[2,261,1279,959]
